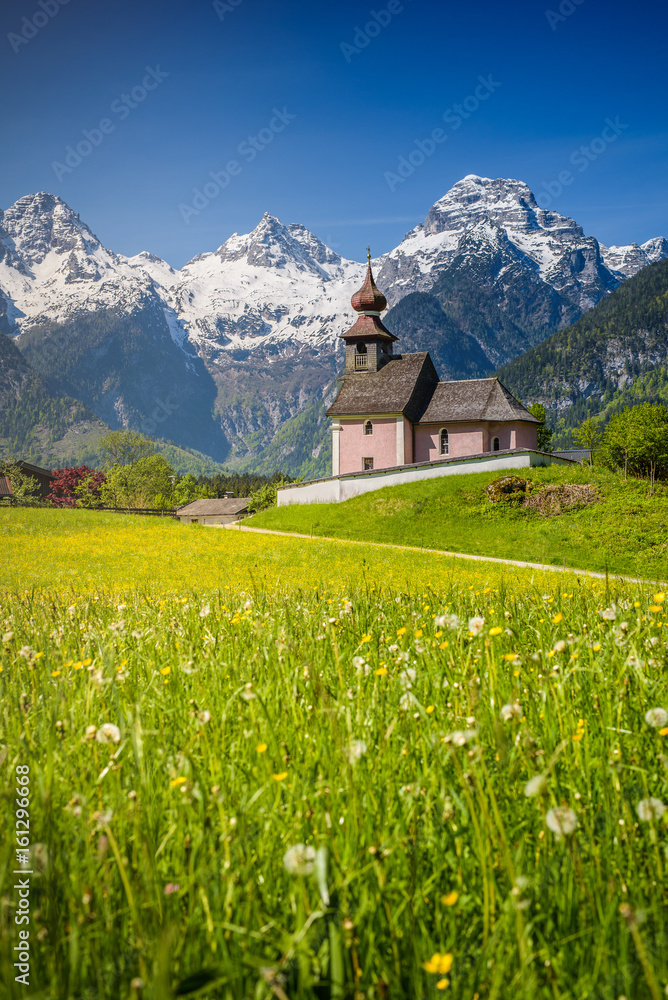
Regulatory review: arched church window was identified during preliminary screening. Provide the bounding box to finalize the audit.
[364,420,373,436]
[492,437,500,452]
[439,428,449,455]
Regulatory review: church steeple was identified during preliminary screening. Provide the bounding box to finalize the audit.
[340,251,397,374]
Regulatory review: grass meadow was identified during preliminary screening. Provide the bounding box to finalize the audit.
[248,465,668,580]
[1,508,668,1000]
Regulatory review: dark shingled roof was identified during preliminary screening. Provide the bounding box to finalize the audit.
[339,313,397,342]
[176,498,250,516]
[419,378,541,424]
[0,476,11,497]
[326,353,439,422]
[327,359,539,426]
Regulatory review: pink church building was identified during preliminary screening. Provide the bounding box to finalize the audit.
[326,260,540,475]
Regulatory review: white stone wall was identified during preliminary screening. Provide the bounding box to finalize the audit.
[277,450,573,506]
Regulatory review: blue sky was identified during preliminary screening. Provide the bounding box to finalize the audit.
[1,0,666,267]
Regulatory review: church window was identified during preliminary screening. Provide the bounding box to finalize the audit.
[364,420,373,436]
[355,342,368,370]
[439,428,449,455]
[356,342,367,353]
[363,457,374,471]
[492,437,500,452]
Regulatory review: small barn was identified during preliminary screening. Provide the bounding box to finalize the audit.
[176,498,250,525]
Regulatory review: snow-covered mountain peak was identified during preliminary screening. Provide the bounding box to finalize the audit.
[600,236,668,278]
[0,191,104,270]
[421,175,581,240]
[209,211,353,281]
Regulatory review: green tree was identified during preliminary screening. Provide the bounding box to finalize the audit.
[528,403,553,452]
[99,430,155,467]
[174,473,214,508]
[247,478,293,514]
[572,415,602,465]
[101,455,175,509]
[0,462,42,503]
[601,403,668,491]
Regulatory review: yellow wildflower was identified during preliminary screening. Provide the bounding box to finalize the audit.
[436,979,450,990]
[272,772,288,781]
[423,953,453,975]
[552,612,563,624]
[489,627,503,636]
[397,627,407,636]
[426,705,435,714]
[360,634,372,644]
[414,629,423,638]
[649,605,662,614]
[440,891,459,906]
[170,777,187,787]
[592,644,602,652]
[51,670,61,678]
[160,666,171,676]
[256,743,268,753]
[659,727,668,737]
[439,641,449,650]
[375,666,388,676]
[654,593,665,603]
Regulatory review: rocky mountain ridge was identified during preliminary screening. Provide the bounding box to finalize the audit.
[1,176,666,473]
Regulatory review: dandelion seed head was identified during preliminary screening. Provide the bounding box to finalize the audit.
[468,616,485,636]
[524,774,547,797]
[346,739,367,765]
[95,723,121,744]
[283,843,316,875]
[645,708,668,728]
[546,806,578,838]
[636,797,665,821]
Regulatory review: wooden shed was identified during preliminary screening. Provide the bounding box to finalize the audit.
[176,498,250,525]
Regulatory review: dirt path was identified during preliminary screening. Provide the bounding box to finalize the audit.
[223,523,666,587]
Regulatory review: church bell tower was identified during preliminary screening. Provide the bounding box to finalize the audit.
[340,251,397,375]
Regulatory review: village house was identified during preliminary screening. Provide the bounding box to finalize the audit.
[326,258,540,475]
[176,496,250,525]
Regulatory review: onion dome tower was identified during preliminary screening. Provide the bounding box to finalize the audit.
[340,250,397,374]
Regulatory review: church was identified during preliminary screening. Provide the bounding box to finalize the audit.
[326,257,540,476]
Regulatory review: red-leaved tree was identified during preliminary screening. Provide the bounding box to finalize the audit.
[48,466,107,507]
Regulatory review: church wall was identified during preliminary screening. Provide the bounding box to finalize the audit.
[414,423,485,463]
[514,421,539,450]
[338,417,400,474]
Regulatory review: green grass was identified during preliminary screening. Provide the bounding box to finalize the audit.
[2,511,668,999]
[248,465,668,580]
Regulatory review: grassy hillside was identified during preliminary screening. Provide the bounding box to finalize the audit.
[248,464,668,579]
[497,258,668,445]
[2,509,668,998]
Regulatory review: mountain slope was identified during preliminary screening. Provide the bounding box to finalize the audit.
[0,329,108,465]
[1,179,666,474]
[496,258,668,441]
